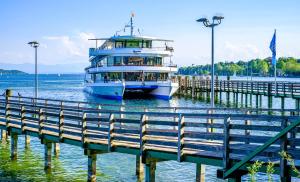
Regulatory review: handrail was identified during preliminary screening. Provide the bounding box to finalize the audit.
[223,118,300,179]
[1,94,299,113]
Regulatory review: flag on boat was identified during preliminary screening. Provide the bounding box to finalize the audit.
[269,30,276,65]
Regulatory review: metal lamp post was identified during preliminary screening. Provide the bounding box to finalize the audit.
[196,16,224,107]
[28,41,40,98]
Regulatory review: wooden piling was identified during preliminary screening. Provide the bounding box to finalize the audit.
[295,99,300,115]
[241,93,244,107]
[196,164,205,182]
[235,93,238,107]
[136,155,144,178]
[2,89,12,141]
[1,130,7,141]
[10,133,18,160]
[54,143,60,156]
[44,142,52,172]
[87,151,97,182]
[250,93,253,107]
[145,160,156,182]
[226,92,230,107]
[192,76,195,98]
[255,95,259,108]
[259,95,262,108]
[25,135,30,148]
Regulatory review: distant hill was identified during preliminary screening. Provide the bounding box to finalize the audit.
[0,63,87,74]
[0,69,27,75]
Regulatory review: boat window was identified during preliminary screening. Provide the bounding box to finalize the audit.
[108,72,122,81]
[114,57,123,65]
[123,57,143,65]
[144,57,162,66]
[143,40,151,48]
[125,40,140,48]
[107,57,114,66]
[124,72,143,81]
[115,41,124,48]
[144,73,157,81]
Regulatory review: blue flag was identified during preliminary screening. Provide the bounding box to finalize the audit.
[269,30,276,65]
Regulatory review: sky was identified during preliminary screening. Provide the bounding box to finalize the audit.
[0,0,299,73]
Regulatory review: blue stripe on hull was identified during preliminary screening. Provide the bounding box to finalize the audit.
[125,85,158,89]
[151,94,172,100]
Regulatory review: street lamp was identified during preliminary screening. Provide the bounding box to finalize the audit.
[28,41,39,98]
[197,16,224,107]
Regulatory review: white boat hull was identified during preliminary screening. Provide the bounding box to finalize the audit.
[84,81,178,100]
[84,82,125,100]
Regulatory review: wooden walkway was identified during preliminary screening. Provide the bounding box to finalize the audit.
[178,77,300,110]
[1,91,300,182]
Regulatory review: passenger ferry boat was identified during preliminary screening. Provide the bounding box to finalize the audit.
[84,15,178,100]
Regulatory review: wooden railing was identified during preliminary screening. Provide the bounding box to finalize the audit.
[1,94,300,181]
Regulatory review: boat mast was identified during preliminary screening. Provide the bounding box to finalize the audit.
[130,13,134,36]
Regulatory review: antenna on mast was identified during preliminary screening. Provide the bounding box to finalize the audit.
[130,12,135,36]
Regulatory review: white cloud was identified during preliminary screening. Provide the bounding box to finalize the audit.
[43,32,96,58]
[222,41,263,60]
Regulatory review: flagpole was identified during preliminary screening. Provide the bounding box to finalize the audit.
[275,60,277,92]
[274,29,277,93]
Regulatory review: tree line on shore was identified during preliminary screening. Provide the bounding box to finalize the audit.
[178,57,300,77]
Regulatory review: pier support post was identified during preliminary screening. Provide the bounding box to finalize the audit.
[245,94,248,108]
[192,76,195,98]
[1,130,7,141]
[255,95,259,108]
[295,99,300,115]
[10,133,18,160]
[145,161,156,182]
[226,92,230,107]
[259,95,262,108]
[2,89,11,142]
[235,93,238,107]
[241,93,244,107]
[44,142,52,173]
[87,152,97,182]
[136,155,144,178]
[268,96,273,114]
[233,92,236,105]
[281,97,285,115]
[54,143,60,157]
[25,135,30,148]
[196,164,205,182]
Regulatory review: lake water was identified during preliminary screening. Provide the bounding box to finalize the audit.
[0,74,297,182]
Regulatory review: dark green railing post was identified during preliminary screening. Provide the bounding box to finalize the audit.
[280,119,291,182]
[223,117,230,170]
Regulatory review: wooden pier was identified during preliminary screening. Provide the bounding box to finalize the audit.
[1,90,300,182]
[177,76,300,110]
